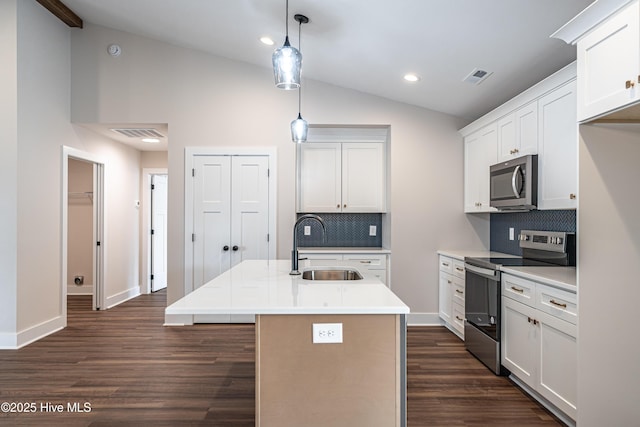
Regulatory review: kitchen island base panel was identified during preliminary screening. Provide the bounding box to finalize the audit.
[256,314,402,427]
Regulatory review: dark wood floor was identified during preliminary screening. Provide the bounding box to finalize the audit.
[0,291,563,426]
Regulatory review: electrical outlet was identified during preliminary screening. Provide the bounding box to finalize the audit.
[509,227,515,241]
[312,323,343,344]
[304,225,311,236]
[369,225,377,236]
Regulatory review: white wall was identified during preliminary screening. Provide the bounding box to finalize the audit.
[0,0,19,343]
[577,124,640,425]
[0,1,145,347]
[70,24,488,317]
[15,0,76,338]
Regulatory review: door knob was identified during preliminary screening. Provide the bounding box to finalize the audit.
[223,245,229,251]
[232,245,239,251]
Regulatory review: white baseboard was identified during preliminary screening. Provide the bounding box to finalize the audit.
[0,315,66,349]
[106,286,141,309]
[407,312,442,326]
[67,284,93,295]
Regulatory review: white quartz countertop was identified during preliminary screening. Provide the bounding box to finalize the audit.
[500,266,576,291]
[165,260,409,316]
[438,249,576,291]
[299,247,391,254]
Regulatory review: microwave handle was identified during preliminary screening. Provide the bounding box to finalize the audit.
[511,165,522,197]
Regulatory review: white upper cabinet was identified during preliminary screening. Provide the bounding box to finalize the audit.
[577,0,640,121]
[537,80,578,210]
[297,142,386,213]
[460,62,577,212]
[497,102,538,162]
[464,123,498,213]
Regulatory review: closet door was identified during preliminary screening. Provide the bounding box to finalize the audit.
[230,156,270,269]
[192,156,232,290]
[192,155,271,291]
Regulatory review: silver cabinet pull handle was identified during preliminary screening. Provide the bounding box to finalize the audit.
[550,299,567,309]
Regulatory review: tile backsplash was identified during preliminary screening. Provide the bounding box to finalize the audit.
[296,213,382,247]
[490,210,576,255]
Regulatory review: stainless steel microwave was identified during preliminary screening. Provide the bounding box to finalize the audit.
[489,154,537,211]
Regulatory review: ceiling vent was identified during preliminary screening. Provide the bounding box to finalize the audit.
[463,68,493,85]
[110,128,165,138]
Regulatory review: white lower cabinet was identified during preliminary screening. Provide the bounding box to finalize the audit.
[438,255,465,339]
[300,252,389,286]
[501,273,577,421]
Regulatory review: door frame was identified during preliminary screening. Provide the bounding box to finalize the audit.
[141,168,168,294]
[61,146,106,314]
[183,147,277,296]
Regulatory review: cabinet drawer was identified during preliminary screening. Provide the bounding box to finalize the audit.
[439,256,453,274]
[502,274,536,307]
[344,254,386,269]
[452,260,466,279]
[537,284,577,325]
[451,301,465,335]
[452,277,465,306]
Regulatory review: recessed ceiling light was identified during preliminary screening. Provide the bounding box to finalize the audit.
[403,73,421,82]
[141,138,160,143]
[260,36,275,46]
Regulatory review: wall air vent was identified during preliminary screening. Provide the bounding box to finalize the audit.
[110,128,165,138]
[463,68,493,85]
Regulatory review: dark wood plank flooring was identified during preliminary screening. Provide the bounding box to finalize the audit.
[0,291,563,426]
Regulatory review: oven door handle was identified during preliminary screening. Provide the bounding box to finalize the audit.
[464,263,500,281]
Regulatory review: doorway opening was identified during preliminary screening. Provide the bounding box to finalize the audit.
[62,146,105,316]
[142,169,168,293]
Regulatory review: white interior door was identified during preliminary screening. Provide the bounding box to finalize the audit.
[192,155,270,291]
[230,156,270,268]
[151,174,168,292]
[193,156,232,289]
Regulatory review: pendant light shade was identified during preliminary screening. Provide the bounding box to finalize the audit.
[273,0,302,89]
[291,13,309,143]
[291,113,308,143]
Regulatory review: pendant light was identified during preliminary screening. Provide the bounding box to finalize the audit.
[272,0,302,90]
[291,14,309,143]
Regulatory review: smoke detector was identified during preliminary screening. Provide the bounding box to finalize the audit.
[463,68,493,85]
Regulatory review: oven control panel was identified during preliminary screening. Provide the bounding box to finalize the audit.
[518,230,573,252]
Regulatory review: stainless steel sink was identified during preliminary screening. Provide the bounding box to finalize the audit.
[301,269,363,281]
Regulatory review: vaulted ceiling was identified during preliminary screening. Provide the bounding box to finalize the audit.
[59,0,593,123]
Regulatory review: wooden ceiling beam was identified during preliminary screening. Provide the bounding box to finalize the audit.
[36,0,83,28]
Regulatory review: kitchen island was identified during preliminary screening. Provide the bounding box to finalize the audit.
[165,260,410,427]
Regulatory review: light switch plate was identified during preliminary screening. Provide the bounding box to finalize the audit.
[304,225,311,236]
[369,225,377,236]
[509,227,515,241]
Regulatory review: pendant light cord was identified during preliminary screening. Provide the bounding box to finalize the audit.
[285,0,289,37]
[298,17,302,113]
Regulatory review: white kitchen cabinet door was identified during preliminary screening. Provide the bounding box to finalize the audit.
[502,296,538,390]
[342,143,386,212]
[192,155,270,290]
[298,143,342,212]
[577,0,640,121]
[438,272,453,324]
[464,123,498,212]
[537,80,578,210]
[297,142,386,213]
[497,103,538,162]
[537,310,578,420]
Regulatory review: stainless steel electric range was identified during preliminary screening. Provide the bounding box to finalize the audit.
[463,230,576,375]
